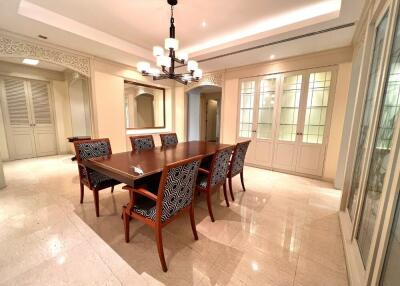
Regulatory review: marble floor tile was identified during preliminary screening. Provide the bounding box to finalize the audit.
[1,155,348,286]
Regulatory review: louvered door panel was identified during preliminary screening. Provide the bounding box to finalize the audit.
[3,78,30,126]
[1,78,36,159]
[30,80,52,125]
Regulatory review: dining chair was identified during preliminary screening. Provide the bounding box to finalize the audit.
[122,155,202,272]
[74,138,121,217]
[196,145,235,222]
[227,140,251,201]
[129,135,155,151]
[159,132,178,147]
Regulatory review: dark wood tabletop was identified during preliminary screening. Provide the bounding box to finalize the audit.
[83,141,232,186]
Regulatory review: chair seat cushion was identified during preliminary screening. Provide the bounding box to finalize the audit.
[133,196,157,221]
[196,173,209,190]
[88,169,119,189]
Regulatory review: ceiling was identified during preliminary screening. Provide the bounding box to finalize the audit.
[0,0,365,72]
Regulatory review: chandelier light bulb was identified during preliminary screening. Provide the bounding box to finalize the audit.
[153,46,164,57]
[150,68,160,76]
[137,61,150,73]
[193,68,203,79]
[157,55,171,68]
[177,51,188,62]
[187,60,198,72]
[165,38,179,50]
[182,74,192,82]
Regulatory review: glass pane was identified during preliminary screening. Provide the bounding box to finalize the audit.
[347,14,389,221]
[257,78,276,139]
[278,75,302,141]
[239,81,255,138]
[303,71,331,144]
[357,12,399,266]
[380,191,400,285]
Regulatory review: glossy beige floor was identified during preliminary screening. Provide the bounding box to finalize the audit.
[0,155,348,286]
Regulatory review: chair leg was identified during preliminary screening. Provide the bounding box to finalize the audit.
[93,190,100,217]
[111,185,114,193]
[223,182,230,207]
[228,177,234,201]
[189,204,198,240]
[123,206,130,243]
[206,191,215,222]
[155,225,168,272]
[80,183,84,204]
[240,171,246,192]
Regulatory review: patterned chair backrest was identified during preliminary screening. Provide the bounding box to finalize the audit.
[156,156,202,222]
[160,133,178,147]
[130,135,155,151]
[210,146,235,187]
[230,141,251,176]
[74,139,112,162]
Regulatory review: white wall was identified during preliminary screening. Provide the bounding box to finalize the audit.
[187,89,201,141]
[323,62,352,181]
[69,79,90,136]
[52,80,73,154]
[92,71,126,153]
[0,99,9,160]
[0,159,5,189]
[174,86,186,142]
[221,78,240,144]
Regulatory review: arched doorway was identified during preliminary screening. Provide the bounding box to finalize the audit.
[0,55,92,161]
[186,85,222,143]
[135,93,155,127]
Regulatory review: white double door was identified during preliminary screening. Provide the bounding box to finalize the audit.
[238,68,336,177]
[0,77,57,160]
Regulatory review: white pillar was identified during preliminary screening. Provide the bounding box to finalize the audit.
[0,159,5,189]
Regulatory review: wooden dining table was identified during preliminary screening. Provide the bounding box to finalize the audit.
[83,141,232,187]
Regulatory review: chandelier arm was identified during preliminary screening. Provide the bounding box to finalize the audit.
[173,57,185,64]
[173,76,188,85]
[153,74,170,80]
[161,66,170,75]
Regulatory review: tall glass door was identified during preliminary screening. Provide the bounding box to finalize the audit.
[379,8,400,284]
[356,10,400,266]
[238,76,278,167]
[347,13,389,222]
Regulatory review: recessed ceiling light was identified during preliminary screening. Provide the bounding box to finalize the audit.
[270,54,276,60]
[202,20,207,28]
[22,58,39,65]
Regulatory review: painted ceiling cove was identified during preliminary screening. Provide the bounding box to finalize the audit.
[0,0,364,72]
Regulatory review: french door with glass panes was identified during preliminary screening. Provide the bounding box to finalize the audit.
[237,75,280,168]
[238,68,336,177]
[275,69,336,176]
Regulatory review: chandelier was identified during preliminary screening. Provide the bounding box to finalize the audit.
[136,0,202,85]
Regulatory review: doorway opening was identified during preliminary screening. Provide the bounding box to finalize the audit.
[186,85,221,143]
[0,57,92,161]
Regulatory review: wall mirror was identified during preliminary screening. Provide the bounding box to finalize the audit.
[124,81,165,129]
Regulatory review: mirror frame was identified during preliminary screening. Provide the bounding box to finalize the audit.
[124,80,166,130]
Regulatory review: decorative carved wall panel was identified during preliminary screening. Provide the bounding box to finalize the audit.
[185,71,224,90]
[0,33,91,77]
